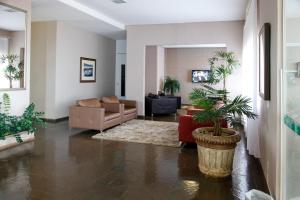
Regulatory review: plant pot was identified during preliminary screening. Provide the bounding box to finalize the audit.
[192,127,241,178]
[0,132,35,152]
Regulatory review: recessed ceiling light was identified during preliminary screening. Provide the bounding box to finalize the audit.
[112,0,127,4]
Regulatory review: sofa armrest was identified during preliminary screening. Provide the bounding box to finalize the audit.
[178,115,194,131]
[102,103,122,113]
[69,106,105,129]
[120,100,137,108]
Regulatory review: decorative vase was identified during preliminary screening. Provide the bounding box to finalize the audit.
[192,127,241,178]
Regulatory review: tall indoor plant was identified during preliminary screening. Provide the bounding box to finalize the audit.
[190,51,257,177]
[163,76,180,96]
[207,51,239,101]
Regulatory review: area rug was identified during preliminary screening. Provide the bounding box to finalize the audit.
[92,119,179,147]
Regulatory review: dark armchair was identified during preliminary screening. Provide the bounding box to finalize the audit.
[145,96,177,116]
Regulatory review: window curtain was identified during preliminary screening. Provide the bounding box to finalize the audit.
[242,0,261,158]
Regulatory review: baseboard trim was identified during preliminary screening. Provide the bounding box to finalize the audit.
[43,117,69,123]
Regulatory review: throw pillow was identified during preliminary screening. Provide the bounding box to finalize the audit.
[102,96,120,103]
[77,98,101,108]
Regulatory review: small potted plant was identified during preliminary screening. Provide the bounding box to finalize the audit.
[163,76,180,96]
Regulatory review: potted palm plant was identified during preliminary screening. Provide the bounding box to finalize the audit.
[163,76,180,96]
[191,87,257,177]
[190,51,257,177]
[207,51,239,101]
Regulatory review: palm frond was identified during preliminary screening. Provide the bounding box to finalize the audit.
[193,108,221,123]
[207,51,239,87]
[221,95,258,119]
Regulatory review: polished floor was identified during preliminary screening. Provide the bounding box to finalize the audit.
[0,118,268,200]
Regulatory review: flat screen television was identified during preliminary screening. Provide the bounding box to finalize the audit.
[192,70,211,83]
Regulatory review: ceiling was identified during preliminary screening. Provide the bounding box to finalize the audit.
[31,0,125,39]
[0,5,26,31]
[32,0,248,39]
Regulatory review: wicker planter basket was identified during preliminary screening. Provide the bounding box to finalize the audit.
[192,127,241,178]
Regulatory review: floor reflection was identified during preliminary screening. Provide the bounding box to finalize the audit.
[0,121,268,200]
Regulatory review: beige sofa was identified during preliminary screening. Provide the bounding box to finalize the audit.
[102,96,138,123]
[69,98,122,132]
[69,97,137,132]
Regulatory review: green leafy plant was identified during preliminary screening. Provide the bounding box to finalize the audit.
[20,103,45,134]
[189,85,228,107]
[207,51,239,100]
[191,92,258,136]
[0,54,22,88]
[189,51,257,136]
[163,76,180,96]
[2,93,11,115]
[0,103,45,143]
[0,113,9,140]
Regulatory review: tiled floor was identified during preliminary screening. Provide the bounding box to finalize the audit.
[0,118,268,200]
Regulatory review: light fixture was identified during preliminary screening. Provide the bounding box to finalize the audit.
[112,0,127,4]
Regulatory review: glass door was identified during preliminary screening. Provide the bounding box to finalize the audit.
[282,0,300,199]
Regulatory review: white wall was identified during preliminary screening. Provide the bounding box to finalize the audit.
[0,29,11,38]
[115,40,126,98]
[145,46,158,95]
[0,0,31,116]
[31,21,116,119]
[257,0,281,198]
[8,31,25,55]
[157,46,165,91]
[145,45,166,95]
[55,22,116,118]
[31,22,57,119]
[165,47,227,104]
[126,21,244,115]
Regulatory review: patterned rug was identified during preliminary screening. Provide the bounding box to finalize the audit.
[92,119,180,147]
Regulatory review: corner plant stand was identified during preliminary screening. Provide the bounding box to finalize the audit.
[193,127,241,178]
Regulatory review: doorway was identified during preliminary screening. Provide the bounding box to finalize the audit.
[115,53,126,98]
[121,64,126,97]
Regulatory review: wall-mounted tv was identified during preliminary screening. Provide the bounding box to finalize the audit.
[192,70,211,83]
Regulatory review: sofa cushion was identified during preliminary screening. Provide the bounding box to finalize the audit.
[77,98,101,108]
[124,107,137,115]
[102,96,119,104]
[104,112,120,121]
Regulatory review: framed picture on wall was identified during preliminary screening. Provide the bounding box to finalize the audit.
[258,23,271,100]
[80,57,96,83]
